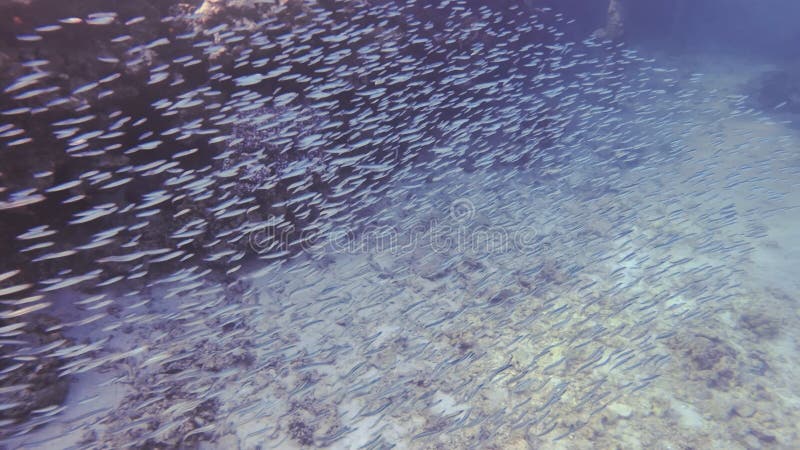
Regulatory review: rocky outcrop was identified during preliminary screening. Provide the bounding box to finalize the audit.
[592,0,624,41]
[194,0,290,23]
[0,316,70,437]
[748,68,800,114]
[604,0,624,40]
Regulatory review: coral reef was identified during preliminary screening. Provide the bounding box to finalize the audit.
[0,316,70,437]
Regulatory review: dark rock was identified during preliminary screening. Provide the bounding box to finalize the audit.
[749,428,777,444]
[288,419,315,446]
[747,69,800,114]
[739,311,782,340]
[668,332,740,392]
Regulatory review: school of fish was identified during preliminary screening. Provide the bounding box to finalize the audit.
[0,0,797,448]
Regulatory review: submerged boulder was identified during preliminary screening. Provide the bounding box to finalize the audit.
[601,0,624,40]
[747,68,800,114]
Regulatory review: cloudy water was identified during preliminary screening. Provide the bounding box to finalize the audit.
[0,0,798,448]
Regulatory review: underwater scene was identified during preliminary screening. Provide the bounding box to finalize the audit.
[1,0,799,448]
